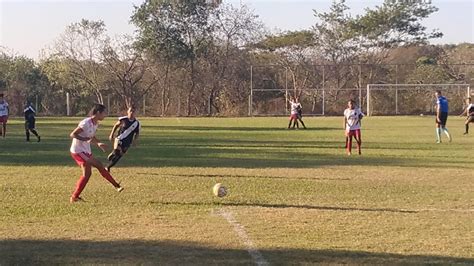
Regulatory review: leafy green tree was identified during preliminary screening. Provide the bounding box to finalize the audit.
[49,19,110,104]
[132,0,214,115]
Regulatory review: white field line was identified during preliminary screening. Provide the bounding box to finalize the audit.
[408,208,474,213]
[215,208,269,266]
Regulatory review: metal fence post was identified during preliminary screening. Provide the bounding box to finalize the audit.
[66,92,70,116]
[285,67,288,114]
[366,84,370,116]
[249,65,253,116]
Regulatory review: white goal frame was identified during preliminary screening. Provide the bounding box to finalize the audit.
[366,84,471,116]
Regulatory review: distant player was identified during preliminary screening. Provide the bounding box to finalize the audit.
[24,101,41,142]
[460,97,474,135]
[288,96,301,129]
[344,100,364,155]
[106,106,140,172]
[69,103,123,203]
[295,97,307,129]
[0,93,9,138]
[435,90,452,143]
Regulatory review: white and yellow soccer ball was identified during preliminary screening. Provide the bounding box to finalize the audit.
[213,183,228,198]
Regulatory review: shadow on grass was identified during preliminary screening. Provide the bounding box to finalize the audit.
[138,173,352,181]
[0,125,469,169]
[145,125,340,132]
[0,239,472,265]
[1,145,470,169]
[151,201,418,214]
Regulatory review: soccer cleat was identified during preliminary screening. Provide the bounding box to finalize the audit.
[448,134,452,142]
[70,196,85,203]
[37,136,41,142]
[107,152,115,161]
[117,186,124,193]
[436,140,441,144]
[463,132,468,135]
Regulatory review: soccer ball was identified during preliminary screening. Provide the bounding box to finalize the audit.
[213,183,228,197]
[420,113,424,117]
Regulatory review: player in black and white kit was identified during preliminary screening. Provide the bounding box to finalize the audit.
[24,101,41,142]
[106,106,140,172]
[460,97,474,135]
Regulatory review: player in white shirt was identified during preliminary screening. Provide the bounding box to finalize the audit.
[288,96,302,129]
[0,93,9,138]
[460,97,474,135]
[343,100,364,155]
[69,104,123,203]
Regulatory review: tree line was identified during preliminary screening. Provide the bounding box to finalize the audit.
[0,0,473,116]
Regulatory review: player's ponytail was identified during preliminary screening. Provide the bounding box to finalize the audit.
[90,103,106,116]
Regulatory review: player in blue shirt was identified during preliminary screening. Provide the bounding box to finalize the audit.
[435,91,452,143]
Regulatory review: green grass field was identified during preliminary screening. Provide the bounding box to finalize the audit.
[0,116,473,265]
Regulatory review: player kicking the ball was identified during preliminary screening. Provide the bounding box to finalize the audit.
[460,97,474,135]
[344,100,364,155]
[106,106,140,172]
[69,104,123,203]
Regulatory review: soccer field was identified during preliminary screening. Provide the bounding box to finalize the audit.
[0,116,473,265]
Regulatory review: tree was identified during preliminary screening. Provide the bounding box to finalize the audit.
[49,19,110,104]
[102,35,159,109]
[310,0,443,108]
[202,3,264,115]
[354,0,442,51]
[132,0,215,116]
[407,56,453,84]
[255,30,316,96]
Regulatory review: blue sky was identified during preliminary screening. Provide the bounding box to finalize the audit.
[0,0,473,60]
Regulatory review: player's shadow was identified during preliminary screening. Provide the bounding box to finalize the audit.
[151,201,418,214]
[145,125,340,131]
[1,239,472,265]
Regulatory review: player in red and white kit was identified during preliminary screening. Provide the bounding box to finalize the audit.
[69,104,123,203]
[0,93,9,138]
[344,100,364,156]
[287,96,302,129]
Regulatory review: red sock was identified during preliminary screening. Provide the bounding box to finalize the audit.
[72,176,89,198]
[99,168,120,188]
[347,136,353,154]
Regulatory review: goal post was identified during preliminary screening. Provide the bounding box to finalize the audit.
[249,87,366,116]
[366,84,471,116]
[249,88,326,116]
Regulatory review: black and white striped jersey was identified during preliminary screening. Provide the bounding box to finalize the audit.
[117,116,140,142]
